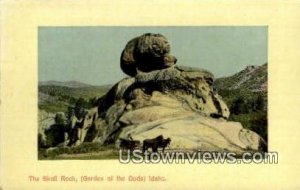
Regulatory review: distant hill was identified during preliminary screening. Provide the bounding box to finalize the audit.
[214,63,267,92]
[38,82,112,113]
[39,80,94,88]
[39,85,111,100]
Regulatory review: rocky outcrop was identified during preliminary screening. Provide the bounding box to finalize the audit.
[67,107,104,146]
[38,111,67,148]
[41,33,267,153]
[92,65,266,153]
[98,65,230,127]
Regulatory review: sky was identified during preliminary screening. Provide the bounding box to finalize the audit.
[38,26,267,86]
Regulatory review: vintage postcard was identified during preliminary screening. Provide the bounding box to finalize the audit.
[1,1,300,189]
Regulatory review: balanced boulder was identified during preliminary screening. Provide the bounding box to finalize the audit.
[120,33,177,76]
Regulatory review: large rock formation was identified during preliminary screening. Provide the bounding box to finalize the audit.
[92,65,266,153]
[43,33,266,154]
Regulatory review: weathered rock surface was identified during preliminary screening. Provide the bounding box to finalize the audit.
[98,65,229,124]
[67,107,106,146]
[38,111,67,148]
[118,113,265,153]
[38,63,266,153]
[120,33,177,76]
[41,65,266,153]
[89,65,266,152]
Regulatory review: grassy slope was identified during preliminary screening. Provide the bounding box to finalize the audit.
[38,85,111,113]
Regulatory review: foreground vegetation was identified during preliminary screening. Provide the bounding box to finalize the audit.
[218,89,267,142]
[38,143,119,160]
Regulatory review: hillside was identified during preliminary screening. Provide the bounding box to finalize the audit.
[38,80,94,88]
[214,63,268,141]
[38,83,111,113]
[214,63,267,92]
